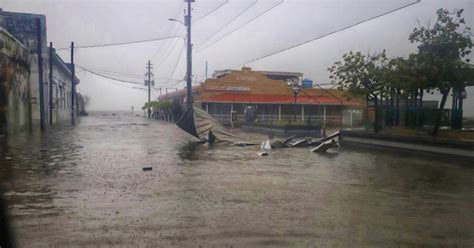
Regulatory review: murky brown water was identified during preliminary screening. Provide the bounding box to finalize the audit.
[0,112,473,247]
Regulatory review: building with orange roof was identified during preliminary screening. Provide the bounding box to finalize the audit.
[158,67,364,127]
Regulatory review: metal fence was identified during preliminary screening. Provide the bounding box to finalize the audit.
[209,113,362,128]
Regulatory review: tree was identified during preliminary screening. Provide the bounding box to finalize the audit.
[328,51,389,133]
[409,8,472,135]
[383,54,433,127]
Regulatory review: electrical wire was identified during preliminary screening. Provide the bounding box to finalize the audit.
[196,0,283,53]
[78,66,143,85]
[77,65,143,78]
[83,70,148,91]
[56,35,182,50]
[81,66,180,91]
[196,0,258,50]
[238,0,421,67]
[193,0,230,24]
[165,44,186,84]
[155,37,185,70]
[151,2,185,61]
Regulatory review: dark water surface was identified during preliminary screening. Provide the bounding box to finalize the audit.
[0,112,472,247]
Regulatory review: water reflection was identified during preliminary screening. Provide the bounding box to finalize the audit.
[177,141,205,161]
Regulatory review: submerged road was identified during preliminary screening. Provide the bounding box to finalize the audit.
[0,112,473,247]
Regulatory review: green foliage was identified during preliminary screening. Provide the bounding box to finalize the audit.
[410,9,471,61]
[410,8,472,93]
[141,101,173,110]
[328,50,388,100]
[327,8,472,134]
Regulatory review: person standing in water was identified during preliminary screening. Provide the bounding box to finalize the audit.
[208,130,216,145]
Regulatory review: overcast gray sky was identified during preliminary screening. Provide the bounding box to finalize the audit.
[2,0,473,114]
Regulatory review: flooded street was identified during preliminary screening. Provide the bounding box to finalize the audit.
[0,112,473,247]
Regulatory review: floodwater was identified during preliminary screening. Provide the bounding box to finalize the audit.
[0,112,472,247]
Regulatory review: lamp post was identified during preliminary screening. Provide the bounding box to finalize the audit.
[169,0,194,109]
[287,79,301,122]
[168,18,184,25]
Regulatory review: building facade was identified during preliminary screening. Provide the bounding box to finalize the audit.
[0,27,31,134]
[0,9,81,133]
[159,67,364,128]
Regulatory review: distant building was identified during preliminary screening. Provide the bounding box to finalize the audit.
[159,67,365,127]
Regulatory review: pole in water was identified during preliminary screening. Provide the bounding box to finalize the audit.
[185,0,194,108]
[36,18,45,131]
[145,60,153,118]
[49,42,54,125]
[70,41,76,125]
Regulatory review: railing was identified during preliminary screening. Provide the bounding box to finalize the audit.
[208,113,362,128]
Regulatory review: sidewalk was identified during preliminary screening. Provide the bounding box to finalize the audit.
[340,130,474,159]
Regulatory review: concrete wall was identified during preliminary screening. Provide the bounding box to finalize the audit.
[0,10,48,131]
[0,28,31,134]
[1,10,82,129]
[50,52,74,124]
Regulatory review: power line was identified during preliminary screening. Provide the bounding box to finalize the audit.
[77,65,143,78]
[77,65,183,81]
[165,44,186,84]
[196,0,258,50]
[197,0,284,53]
[80,66,180,89]
[57,35,182,50]
[239,0,420,66]
[151,2,185,61]
[155,38,185,72]
[78,66,143,85]
[193,0,229,24]
[132,87,148,91]
[83,69,147,90]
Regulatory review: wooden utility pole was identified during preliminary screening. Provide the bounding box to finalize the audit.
[36,18,45,131]
[49,42,54,125]
[71,42,76,125]
[145,60,153,118]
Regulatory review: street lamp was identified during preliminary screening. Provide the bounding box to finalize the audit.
[168,18,184,26]
[287,79,301,122]
[169,0,193,108]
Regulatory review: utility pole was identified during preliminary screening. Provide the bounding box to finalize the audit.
[205,61,208,79]
[36,18,45,131]
[185,0,195,108]
[145,60,153,118]
[71,42,76,125]
[49,42,54,125]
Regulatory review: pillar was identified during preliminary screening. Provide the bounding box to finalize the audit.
[350,109,353,128]
[301,105,304,121]
[323,105,327,129]
[278,104,281,120]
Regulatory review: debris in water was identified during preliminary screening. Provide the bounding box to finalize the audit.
[142,166,152,171]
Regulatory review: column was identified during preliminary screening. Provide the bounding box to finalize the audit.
[278,104,281,120]
[323,105,327,129]
[301,105,304,121]
[350,109,353,128]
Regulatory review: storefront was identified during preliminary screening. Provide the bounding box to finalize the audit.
[159,67,364,127]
